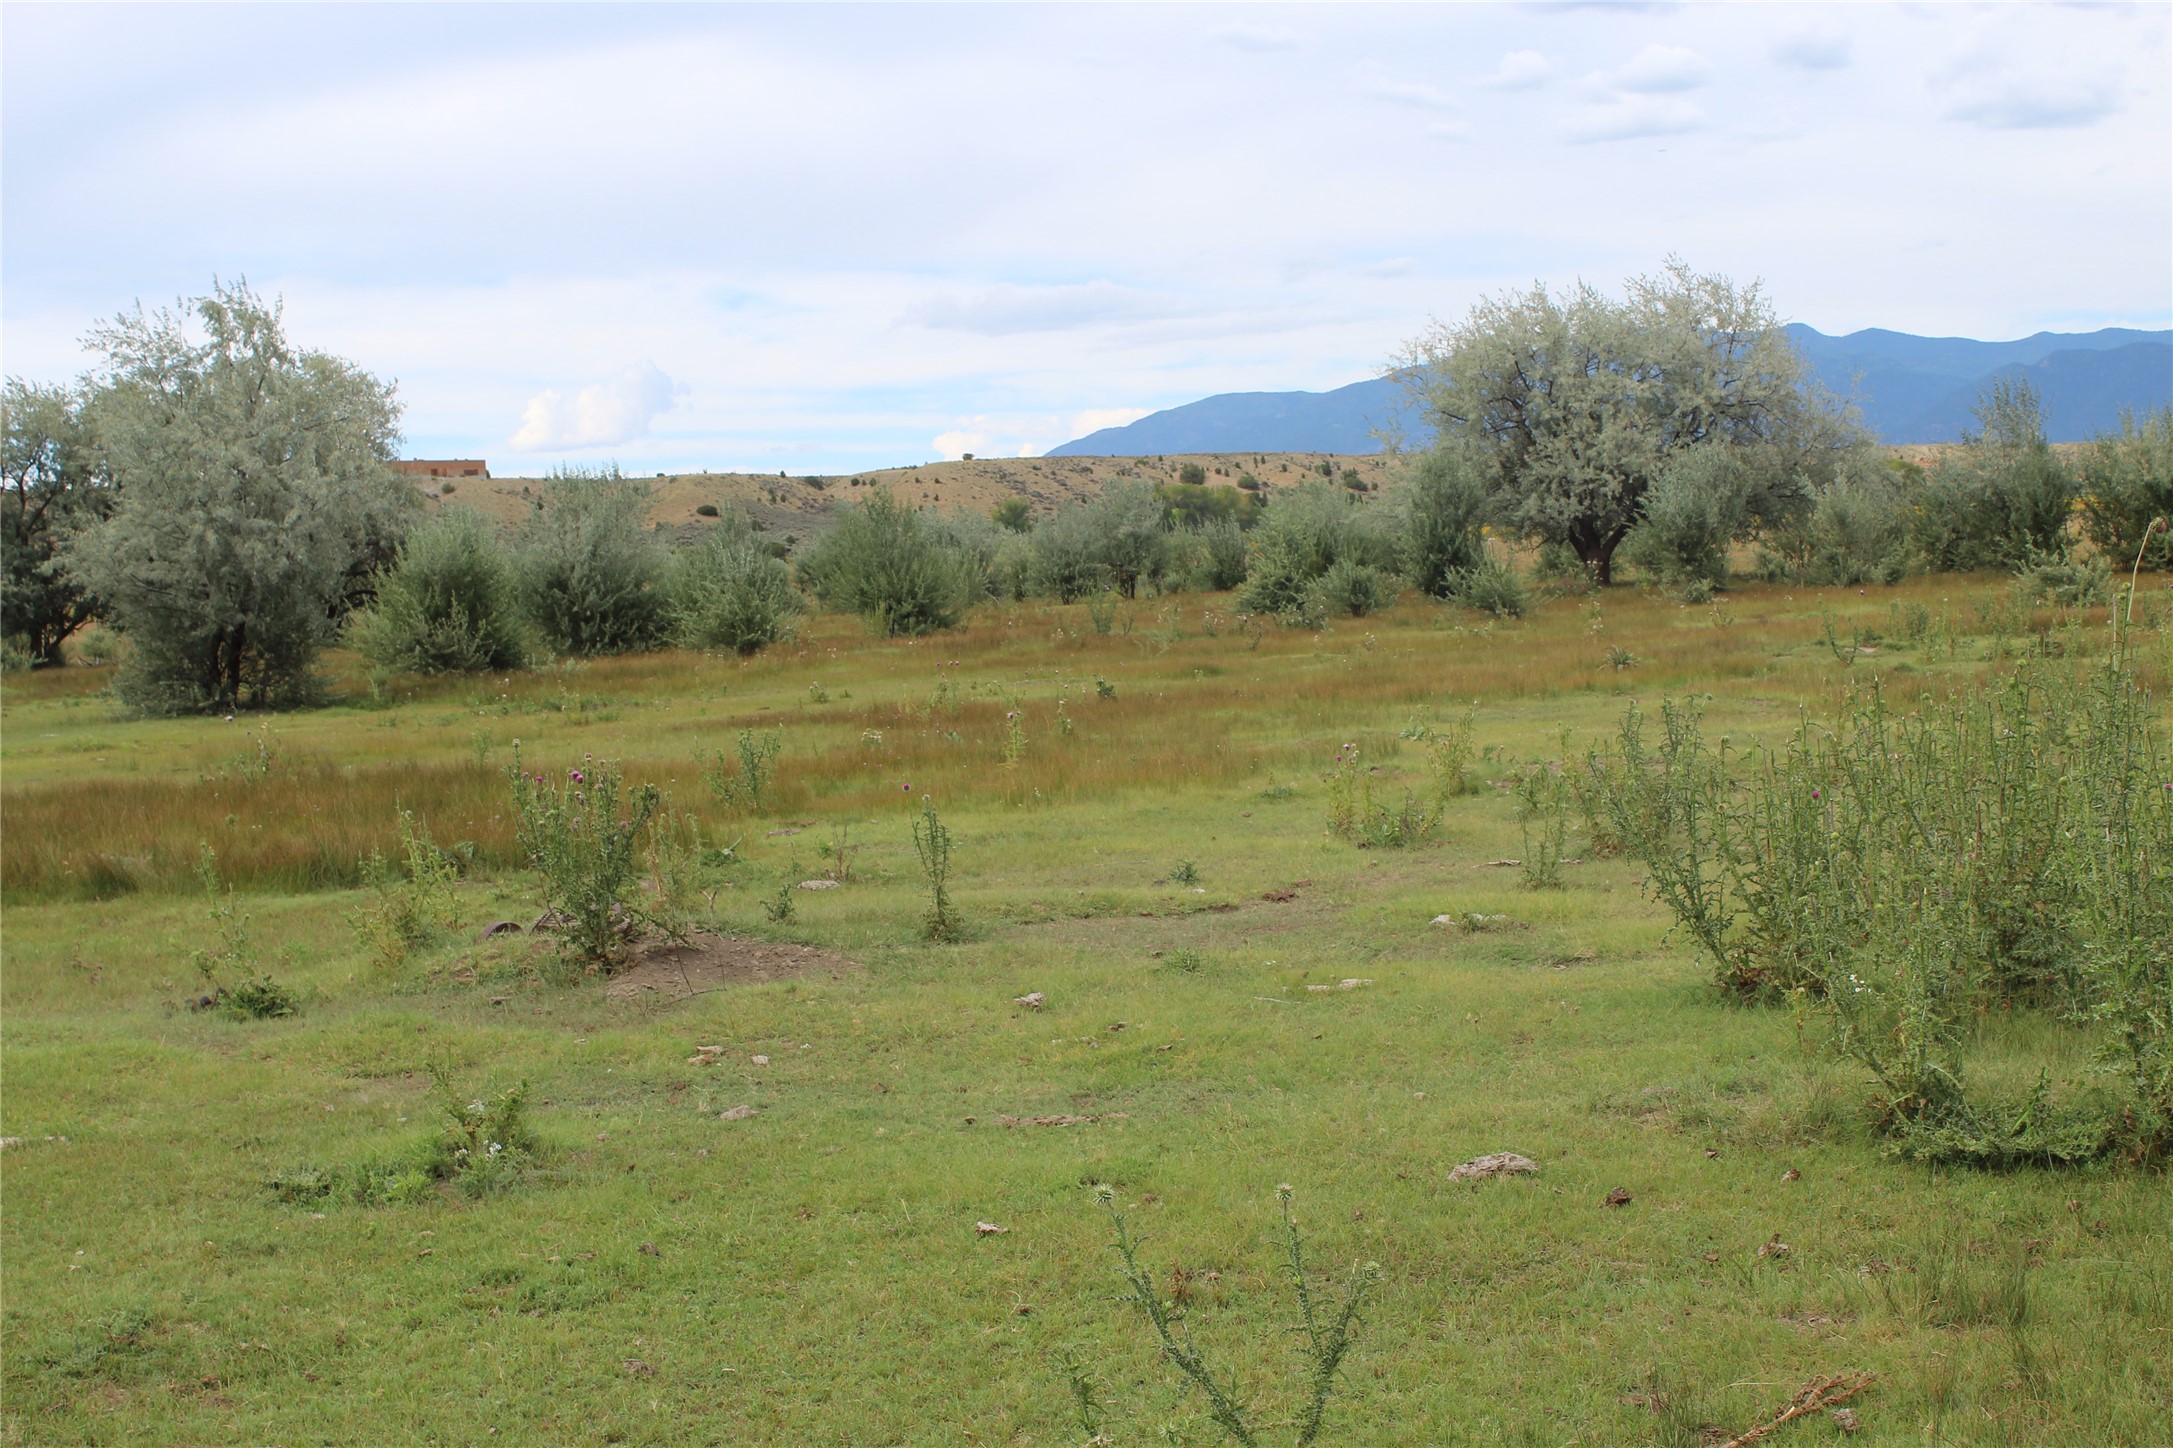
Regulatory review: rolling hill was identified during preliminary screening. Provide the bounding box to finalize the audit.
[1044,325,2171,455]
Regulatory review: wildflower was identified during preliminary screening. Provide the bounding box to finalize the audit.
[570,769,585,783]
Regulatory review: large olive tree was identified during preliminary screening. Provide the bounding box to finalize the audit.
[1396,259,1858,583]
[59,280,414,712]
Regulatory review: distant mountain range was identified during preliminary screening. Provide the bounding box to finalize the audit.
[1045,325,2172,456]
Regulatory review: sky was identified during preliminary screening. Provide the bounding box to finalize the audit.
[4,2,2169,475]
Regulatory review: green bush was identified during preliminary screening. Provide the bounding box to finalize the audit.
[670,520,802,655]
[2077,408,2172,572]
[1759,452,1913,585]
[1620,446,1751,589]
[1584,651,2172,1167]
[508,750,664,970]
[1168,517,1248,593]
[1442,553,1527,617]
[1910,380,2074,573]
[1237,482,1394,623]
[798,488,973,636]
[347,509,530,673]
[1316,557,1397,617]
[1398,447,1487,597]
[1176,461,1207,486]
[517,467,670,656]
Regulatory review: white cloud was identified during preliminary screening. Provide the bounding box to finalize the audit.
[509,361,685,450]
[1559,94,1706,144]
[1772,28,1851,72]
[1481,50,1554,90]
[1610,43,1710,94]
[1365,77,1462,113]
[1069,406,1152,436]
[904,281,1182,335]
[1211,23,1305,53]
[1939,66,2124,129]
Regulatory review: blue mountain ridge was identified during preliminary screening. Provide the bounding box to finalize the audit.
[1044,326,2172,455]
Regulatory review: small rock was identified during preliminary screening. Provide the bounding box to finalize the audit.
[1781,1167,1802,1182]
[719,1105,756,1121]
[974,1221,1008,1237]
[622,1359,654,1377]
[1447,1152,1540,1182]
[1013,992,1045,1010]
[1830,1407,1861,1434]
[751,1054,770,1066]
[796,879,840,891]
[1604,1187,1633,1208]
[639,1242,660,1257]
[688,1044,727,1065]
[1756,1234,1790,1259]
[1704,1148,1720,1159]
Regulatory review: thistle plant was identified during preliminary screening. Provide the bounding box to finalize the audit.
[188,845,295,1018]
[1085,1184,1379,1447]
[1511,762,1571,889]
[1323,742,1442,849]
[1584,642,2173,1167]
[700,728,783,811]
[1002,707,1028,766]
[507,747,663,970]
[911,797,961,942]
[348,810,462,969]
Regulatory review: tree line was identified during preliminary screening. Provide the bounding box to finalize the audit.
[5,269,2168,712]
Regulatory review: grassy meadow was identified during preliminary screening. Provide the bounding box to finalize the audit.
[4,575,2169,1446]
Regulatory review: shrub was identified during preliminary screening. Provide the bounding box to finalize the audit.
[1176,461,1207,486]
[670,522,802,655]
[911,797,961,941]
[348,811,462,970]
[700,729,782,811]
[186,845,296,1019]
[1584,650,2172,1166]
[347,509,530,674]
[1758,451,1912,585]
[1025,505,1108,602]
[269,1071,538,1207]
[1316,557,1397,617]
[695,502,721,518]
[1168,517,1249,593]
[1910,380,2074,573]
[1398,446,1487,597]
[1442,553,1527,617]
[1238,482,1394,624]
[516,467,670,656]
[1082,1184,1377,1448]
[991,497,1033,533]
[1620,446,1752,589]
[507,749,664,970]
[798,488,973,636]
[2077,408,2173,572]
[1324,737,1460,848]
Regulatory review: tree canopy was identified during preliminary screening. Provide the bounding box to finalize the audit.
[2,380,112,665]
[57,280,413,712]
[1396,259,1860,582]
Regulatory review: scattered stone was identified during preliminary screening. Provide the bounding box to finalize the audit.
[974,1221,1008,1237]
[719,1105,756,1121]
[1757,1234,1791,1260]
[1013,992,1045,1009]
[1781,1167,1802,1182]
[1605,1187,1634,1208]
[1484,859,1523,868]
[477,921,525,940]
[751,1054,770,1066]
[1704,1148,1721,1159]
[1830,1407,1861,1434]
[796,879,840,891]
[1447,1152,1540,1182]
[687,1045,727,1066]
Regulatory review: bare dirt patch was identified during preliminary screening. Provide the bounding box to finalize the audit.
[602,932,857,1003]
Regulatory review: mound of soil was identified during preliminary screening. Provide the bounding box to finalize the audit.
[602,932,856,1002]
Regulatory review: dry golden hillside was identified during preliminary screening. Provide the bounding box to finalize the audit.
[413,452,1408,539]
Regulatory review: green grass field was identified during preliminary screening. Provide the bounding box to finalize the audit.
[4,578,2168,1446]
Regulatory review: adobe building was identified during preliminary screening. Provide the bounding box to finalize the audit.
[393,459,490,480]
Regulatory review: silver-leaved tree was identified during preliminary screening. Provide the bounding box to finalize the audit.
[1396,258,1862,584]
[60,279,415,713]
